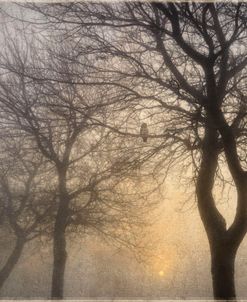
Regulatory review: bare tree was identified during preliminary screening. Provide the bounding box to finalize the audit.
[0,136,54,289]
[21,2,247,299]
[0,16,161,298]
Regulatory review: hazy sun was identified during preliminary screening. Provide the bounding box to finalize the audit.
[158,270,165,277]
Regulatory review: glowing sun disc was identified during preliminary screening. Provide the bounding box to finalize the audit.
[159,270,164,277]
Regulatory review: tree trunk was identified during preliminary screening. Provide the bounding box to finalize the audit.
[196,117,238,300]
[211,244,236,300]
[0,238,24,289]
[51,218,67,299]
[51,167,69,299]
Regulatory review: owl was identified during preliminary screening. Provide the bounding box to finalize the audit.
[140,123,149,142]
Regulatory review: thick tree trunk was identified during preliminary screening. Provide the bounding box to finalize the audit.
[196,118,238,300]
[51,168,69,299]
[211,244,237,300]
[0,238,24,289]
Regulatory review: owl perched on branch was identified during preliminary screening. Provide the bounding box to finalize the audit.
[140,123,149,142]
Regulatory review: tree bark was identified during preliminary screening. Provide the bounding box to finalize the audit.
[196,117,238,300]
[207,108,247,299]
[0,238,24,290]
[51,167,69,299]
[51,218,67,299]
[211,244,236,300]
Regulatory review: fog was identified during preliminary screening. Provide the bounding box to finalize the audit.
[1,182,247,299]
[1,2,247,300]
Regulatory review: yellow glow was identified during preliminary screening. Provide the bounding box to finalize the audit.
[148,245,176,280]
[159,270,165,277]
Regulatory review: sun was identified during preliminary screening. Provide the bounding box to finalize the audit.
[158,270,165,277]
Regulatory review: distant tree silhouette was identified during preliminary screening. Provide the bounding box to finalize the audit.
[0,137,54,289]
[0,16,160,298]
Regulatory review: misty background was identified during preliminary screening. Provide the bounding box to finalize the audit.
[1,2,247,300]
[1,180,247,299]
